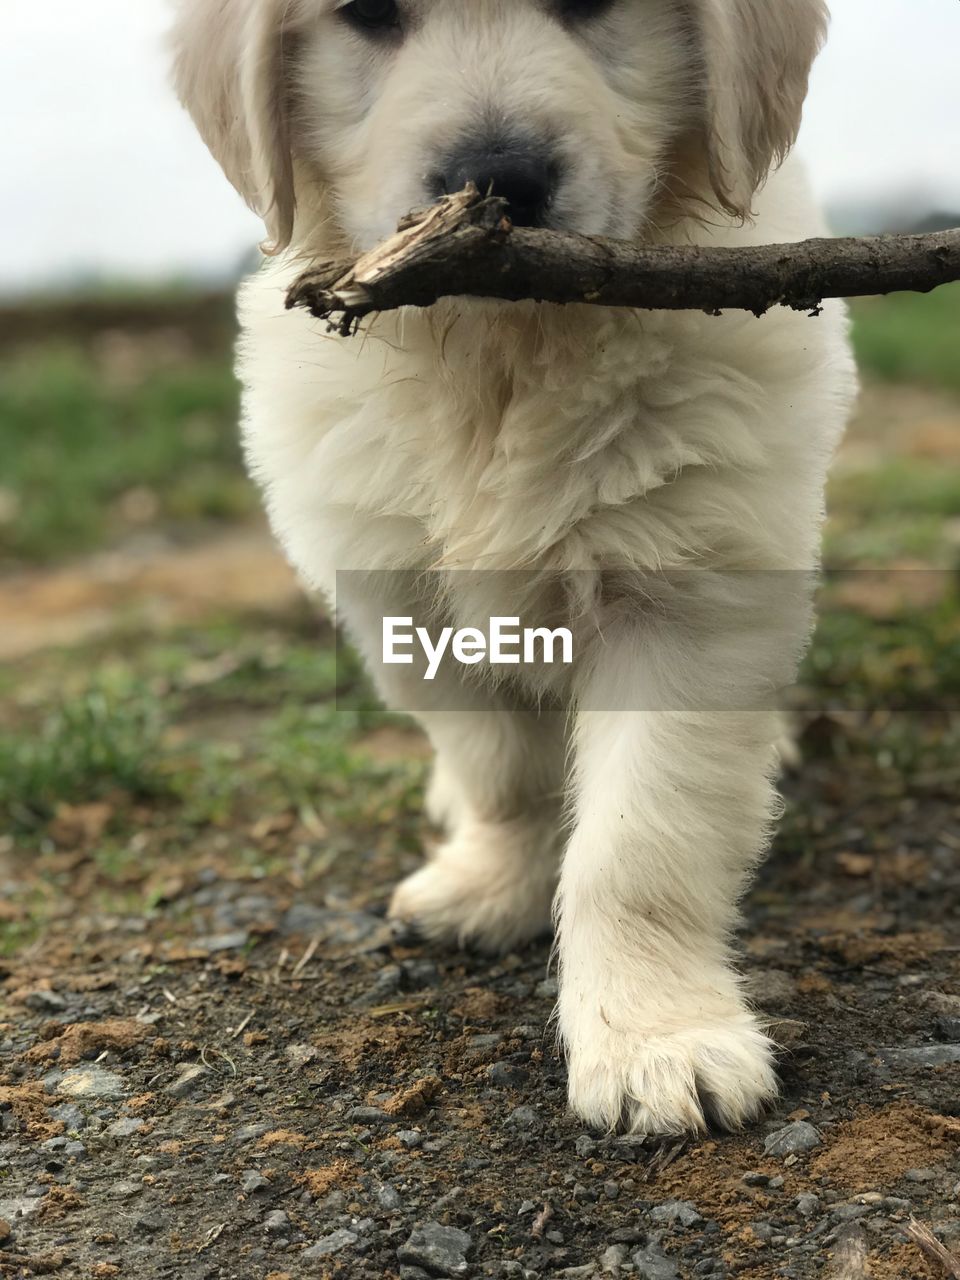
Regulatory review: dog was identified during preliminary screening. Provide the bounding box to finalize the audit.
[173,0,857,1136]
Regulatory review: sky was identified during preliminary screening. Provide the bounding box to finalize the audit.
[1,0,958,294]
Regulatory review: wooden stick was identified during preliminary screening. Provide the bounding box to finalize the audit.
[286,185,960,334]
[905,1220,960,1280]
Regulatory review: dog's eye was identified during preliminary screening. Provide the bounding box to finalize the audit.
[560,0,615,20]
[342,0,400,31]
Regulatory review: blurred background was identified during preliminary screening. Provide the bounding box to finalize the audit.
[1,0,958,939]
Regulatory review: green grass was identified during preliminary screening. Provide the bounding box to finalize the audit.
[0,620,424,842]
[0,687,169,830]
[850,282,960,393]
[0,340,250,565]
[804,588,960,707]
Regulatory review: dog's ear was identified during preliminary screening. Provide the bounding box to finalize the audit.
[171,0,298,252]
[690,0,828,219]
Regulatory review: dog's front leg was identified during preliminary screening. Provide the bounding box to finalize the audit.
[557,629,784,1135]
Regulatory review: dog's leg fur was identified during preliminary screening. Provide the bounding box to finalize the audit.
[390,707,567,952]
[554,605,791,1134]
[337,578,567,951]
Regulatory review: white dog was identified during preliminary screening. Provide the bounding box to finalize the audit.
[173,0,857,1136]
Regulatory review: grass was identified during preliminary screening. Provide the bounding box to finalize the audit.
[0,687,169,831]
[850,282,960,394]
[824,458,960,568]
[0,618,425,844]
[0,339,250,565]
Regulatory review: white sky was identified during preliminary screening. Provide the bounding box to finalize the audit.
[1,0,958,294]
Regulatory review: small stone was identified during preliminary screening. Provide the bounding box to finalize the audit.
[234,1122,272,1143]
[241,1170,270,1194]
[742,1172,770,1187]
[832,1204,871,1221]
[754,969,798,1004]
[464,1034,502,1061]
[111,1181,143,1200]
[936,1018,960,1041]
[50,1103,85,1131]
[649,1200,703,1228]
[920,991,960,1016]
[534,978,559,999]
[280,905,391,952]
[879,1045,960,1069]
[285,1043,319,1068]
[398,1222,473,1277]
[904,1168,940,1183]
[134,1212,164,1234]
[575,1135,597,1158]
[377,1183,403,1211]
[796,1194,821,1218]
[58,1066,126,1101]
[397,1130,423,1149]
[24,990,68,1013]
[505,1106,539,1130]
[194,930,249,953]
[604,1181,621,1200]
[344,1106,389,1124]
[165,1065,211,1098]
[602,1243,630,1272]
[763,1121,821,1158]
[106,1118,144,1138]
[368,966,403,998]
[303,1228,359,1258]
[0,1198,43,1224]
[487,1062,527,1088]
[631,1243,679,1280]
[263,1209,289,1233]
[401,959,439,989]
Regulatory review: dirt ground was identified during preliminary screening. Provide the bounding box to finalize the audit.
[1,377,959,1279]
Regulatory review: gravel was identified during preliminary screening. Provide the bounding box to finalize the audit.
[303,1227,360,1257]
[398,1222,474,1277]
[649,1200,703,1228]
[763,1121,822,1157]
[878,1045,960,1068]
[57,1066,127,1100]
[631,1241,680,1279]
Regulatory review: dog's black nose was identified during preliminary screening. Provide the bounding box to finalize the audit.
[432,144,557,228]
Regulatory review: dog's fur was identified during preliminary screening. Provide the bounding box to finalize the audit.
[173,0,858,1135]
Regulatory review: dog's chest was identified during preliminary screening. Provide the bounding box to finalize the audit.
[240,285,777,580]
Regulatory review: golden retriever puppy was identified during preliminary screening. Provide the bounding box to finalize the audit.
[173,0,857,1135]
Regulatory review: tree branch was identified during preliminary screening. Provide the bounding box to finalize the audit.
[285,185,960,335]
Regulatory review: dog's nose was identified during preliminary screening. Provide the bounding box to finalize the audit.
[432,145,557,228]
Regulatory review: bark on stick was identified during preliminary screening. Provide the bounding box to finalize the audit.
[286,186,960,334]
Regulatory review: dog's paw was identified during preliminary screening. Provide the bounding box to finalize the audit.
[388,820,557,953]
[562,1002,778,1136]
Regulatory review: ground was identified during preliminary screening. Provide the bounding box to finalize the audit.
[0,288,958,1279]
